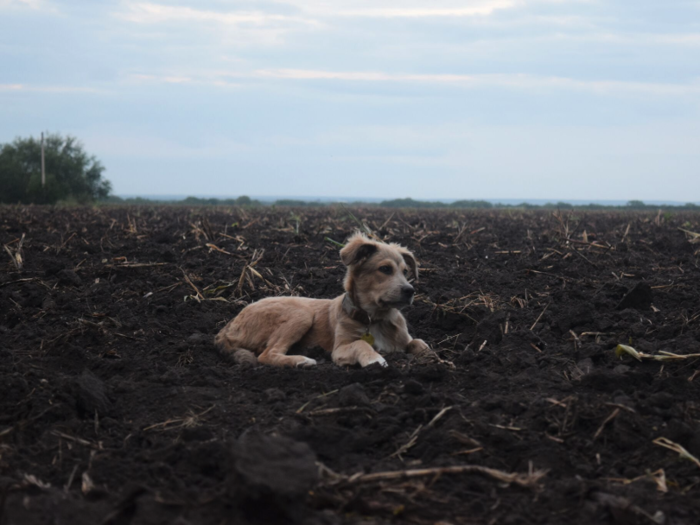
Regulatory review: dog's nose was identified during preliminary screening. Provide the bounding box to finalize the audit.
[401,285,415,298]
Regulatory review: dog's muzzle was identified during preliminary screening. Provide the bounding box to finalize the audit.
[401,285,415,305]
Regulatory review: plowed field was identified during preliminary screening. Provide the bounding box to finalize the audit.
[2,206,700,525]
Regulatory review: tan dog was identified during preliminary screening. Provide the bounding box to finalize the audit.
[215,233,430,367]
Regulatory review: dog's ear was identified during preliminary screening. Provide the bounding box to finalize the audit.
[400,249,419,282]
[340,233,377,266]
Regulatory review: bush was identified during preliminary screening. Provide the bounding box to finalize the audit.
[0,133,111,204]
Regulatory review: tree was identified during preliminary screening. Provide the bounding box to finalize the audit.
[0,133,111,204]
[451,200,493,209]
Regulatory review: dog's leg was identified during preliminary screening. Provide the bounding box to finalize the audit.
[225,347,258,366]
[214,331,258,365]
[406,338,431,355]
[258,350,316,368]
[332,341,387,368]
[257,315,317,368]
[390,314,432,356]
[407,338,454,368]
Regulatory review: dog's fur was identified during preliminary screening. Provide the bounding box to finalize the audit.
[215,233,430,367]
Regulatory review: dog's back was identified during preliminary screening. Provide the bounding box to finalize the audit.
[215,296,337,367]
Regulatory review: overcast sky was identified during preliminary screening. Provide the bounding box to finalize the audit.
[1,0,699,201]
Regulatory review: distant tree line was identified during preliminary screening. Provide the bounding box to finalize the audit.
[378,198,494,208]
[0,133,111,204]
[378,198,700,210]
[103,196,700,210]
[106,195,341,207]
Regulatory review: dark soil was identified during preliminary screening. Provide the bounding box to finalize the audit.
[2,206,700,525]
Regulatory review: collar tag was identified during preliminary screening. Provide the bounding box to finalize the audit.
[361,332,375,346]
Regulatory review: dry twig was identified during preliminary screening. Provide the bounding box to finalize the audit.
[143,406,215,432]
[653,437,700,469]
[3,234,25,271]
[606,469,667,493]
[306,407,371,417]
[181,268,205,301]
[530,303,550,331]
[330,463,547,489]
[296,389,339,414]
[678,227,700,244]
[391,407,453,459]
[615,344,700,362]
[593,408,620,441]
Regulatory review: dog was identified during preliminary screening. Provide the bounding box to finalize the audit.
[214,232,431,367]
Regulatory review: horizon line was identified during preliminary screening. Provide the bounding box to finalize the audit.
[115,195,700,205]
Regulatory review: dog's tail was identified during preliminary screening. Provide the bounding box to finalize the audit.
[214,331,257,366]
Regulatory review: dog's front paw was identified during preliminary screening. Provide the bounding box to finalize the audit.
[408,339,456,369]
[365,354,388,368]
[296,357,318,368]
[406,339,431,355]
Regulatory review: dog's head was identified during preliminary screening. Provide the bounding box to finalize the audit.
[340,232,418,315]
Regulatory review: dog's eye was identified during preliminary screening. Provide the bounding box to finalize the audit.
[378,265,393,275]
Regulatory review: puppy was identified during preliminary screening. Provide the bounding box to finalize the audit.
[215,232,431,367]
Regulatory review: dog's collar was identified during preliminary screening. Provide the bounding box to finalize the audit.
[342,294,373,326]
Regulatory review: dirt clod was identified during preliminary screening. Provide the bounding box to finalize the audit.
[230,431,318,498]
[617,282,654,311]
[75,369,111,417]
[338,383,370,407]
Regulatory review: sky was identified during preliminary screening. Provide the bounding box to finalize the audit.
[1,0,699,202]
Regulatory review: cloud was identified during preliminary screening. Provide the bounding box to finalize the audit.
[113,0,519,31]
[651,33,700,45]
[325,2,517,18]
[0,83,104,93]
[0,0,54,11]
[528,31,700,46]
[117,2,319,27]
[119,67,700,99]
[128,74,193,84]
[279,0,513,17]
[124,73,249,90]
[0,0,36,8]
[116,66,700,98]
[283,0,596,18]
[242,69,700,96]
[113,2,322,46]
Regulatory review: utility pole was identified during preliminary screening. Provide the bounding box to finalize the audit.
[41,132,46,187]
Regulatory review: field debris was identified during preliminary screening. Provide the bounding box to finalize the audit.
[615,344,700,362]
[3,233,25,271]
[653,437,700,470]
[325,462,548,489]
